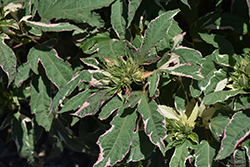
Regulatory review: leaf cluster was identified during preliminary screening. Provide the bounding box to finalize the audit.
[1,0,250,166]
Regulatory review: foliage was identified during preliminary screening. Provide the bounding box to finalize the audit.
[1,0,250,166]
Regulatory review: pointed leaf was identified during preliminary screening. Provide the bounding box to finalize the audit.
[204,90,247,105]
[80,32,111,52]
[148,72,160,97]
[173,46,203,64]
[137,92,167,154]
[142,54,160,65]
[181,0,191,8]
[94,107,137,167]
[30,66,53,131]
[195,140,217,167]
[80,58,100,69]
[59,88,96,114]
[156,21,183,52]
[0,34,17,85]
[169,140,193,167]
[15,62,31,87]
[140,9,180,58]
[74,88,116,118]
[28,40,74,89]
[197,53,228,95]
[163,64,203,80]
[85,40,126,61]
[233,149,248,167]
[158,105,181,121]
[36,0,115,27]
[50,73,83,113]
[99,96,124,120]
[216,111,250,160]
[24,20,82,32]
[127,0,142,28]
[111,0,127,39]
[11,113,35,160]
[124,91,143,108]
[0,19,19,29]
[126,130,155,162]
[209,109,231,142]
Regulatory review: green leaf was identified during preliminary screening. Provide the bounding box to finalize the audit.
[188,132,199,144]
[85,40,126,61]
[180,0,191,9]
[94,107,137,166]
[50,73,83,113]
[197,52,228,95]
[11,113,36,162]
[126,130,155,162]
[36,0,115,27]
[137,92,167,154]
[140,9,180,59]
[173,46,203,64]
[209,109,231,142]
[233,96,250,111]
[0,34,17,86]
[124,91,143,108]
[73,88,116,118]
[30,66,53,131]
[80,58,100,70]
[148,72,160,97]
[127,0,142,28]
[204,90,247,105]
[80,32,111,52]
[195,140,217,166]
[233,149,248,167]
[156,21,182,52]
[169,140,193,167]
[59,89,95,114]
[15,62,31,87]
[111,0,127,39]
[0,19,19,29]
[163,64,204,80]
[24,20,82,32]
[28,40,74,89]
[216,111,250,160]
[99,96,124,120]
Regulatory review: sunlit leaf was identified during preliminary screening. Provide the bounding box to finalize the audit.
[140,9,180,59]
[111,0,127,39]
[169,140,193,167]
[28,40,74,89]
[194,140,217,167]
[73,88,116,118]
[36,0,115,27]
[216,111,250,160]
[204,90,247,105]
[138,92,167,154]
[127,0,142,28]
[94,107,137,167]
